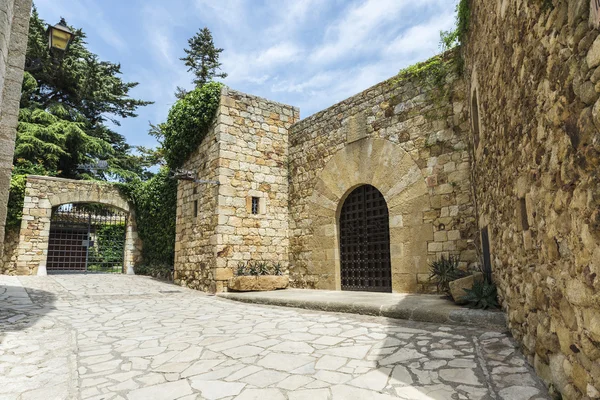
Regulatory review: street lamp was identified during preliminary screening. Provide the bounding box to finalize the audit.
[47,18,74,52]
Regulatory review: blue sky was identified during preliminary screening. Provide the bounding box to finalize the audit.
[33,0,458,150]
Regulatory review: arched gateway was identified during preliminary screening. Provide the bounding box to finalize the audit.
[13,176,141,275]
[339,184,392,293]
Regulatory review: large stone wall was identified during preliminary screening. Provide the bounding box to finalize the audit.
[465,1,600,397]
[0,0,31,261]
[174,87,298,293]
[13,176,141,275]
[288,69,477,292]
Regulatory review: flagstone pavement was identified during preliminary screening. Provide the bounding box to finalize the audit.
[0,274,549,400]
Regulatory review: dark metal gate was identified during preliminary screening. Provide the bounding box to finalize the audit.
[339,185,392,293]
[47,204,127,273]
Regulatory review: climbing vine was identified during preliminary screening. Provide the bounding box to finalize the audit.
[162,82,223,170]
[115,168,177,269]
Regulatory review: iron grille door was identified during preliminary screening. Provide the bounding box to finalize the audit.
[339,185,392,292]
[47,204,127,273]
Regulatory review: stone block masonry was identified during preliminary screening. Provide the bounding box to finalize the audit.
[465,0,600,397]
[174,87,299,293]
[0,0,32,262]
[288,69,477,293]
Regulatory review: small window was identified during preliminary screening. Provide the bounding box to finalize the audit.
[517,198,529,231]
[471,90,480,149]
[251,197,260,215]
[481,227,492,282]
[193,200,198,218]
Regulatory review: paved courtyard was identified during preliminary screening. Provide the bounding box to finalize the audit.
[0,275,549,400]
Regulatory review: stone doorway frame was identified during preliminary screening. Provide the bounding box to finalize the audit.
[307,138,433,292]
[14,176,141,275]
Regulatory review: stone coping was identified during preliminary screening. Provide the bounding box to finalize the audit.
[218,289,507,329]
[26,175,114,185]
[222,86,299,113]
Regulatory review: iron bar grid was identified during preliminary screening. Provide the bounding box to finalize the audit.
[47,203,127,274]
[339,185,392,293]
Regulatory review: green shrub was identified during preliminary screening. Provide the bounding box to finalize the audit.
[116,167,177,269]
[429,255,468,295]
[135,264,173,281]
[462,280,499,309]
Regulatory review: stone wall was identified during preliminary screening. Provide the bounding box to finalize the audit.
[288,68,477,292]
[1,227,19,274]
[174,107,221,292]
[13,175,141,275]
[174,87,298,293]
[464,0,600,397]
[0,0,31,261]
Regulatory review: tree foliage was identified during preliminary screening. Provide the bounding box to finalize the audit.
[180,27,227,89]
[18,8,152,180]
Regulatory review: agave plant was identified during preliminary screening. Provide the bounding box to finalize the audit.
[429,255,468,295]
[271,262,284,276]
[256,261,270,276]
[246,262,259,276]
[462,279,499,309]
[236,262,246,276]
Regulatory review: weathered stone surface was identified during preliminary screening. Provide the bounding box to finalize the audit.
[0,0,32,262]
[228,275,289,292]
[449,273,483,305]
[465,1,600,397]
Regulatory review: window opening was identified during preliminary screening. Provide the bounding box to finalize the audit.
[251,197,260,215]
[472,90,480,149]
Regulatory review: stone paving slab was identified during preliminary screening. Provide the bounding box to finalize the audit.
[0,275,549,399]
[218,289,507,329]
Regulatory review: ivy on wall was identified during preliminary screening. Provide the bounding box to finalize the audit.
[116,168,177,268]
[117,82,223,271]
[162,82,222,170]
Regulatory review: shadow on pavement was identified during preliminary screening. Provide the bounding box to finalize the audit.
[0,281,57,344]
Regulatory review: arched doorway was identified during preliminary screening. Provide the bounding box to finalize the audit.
[339,184,392,293]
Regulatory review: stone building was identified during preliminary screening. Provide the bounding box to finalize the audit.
[175,1,600,396]
[0,0,32,260]
[174,74,477,294]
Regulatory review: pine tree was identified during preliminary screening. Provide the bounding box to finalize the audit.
[18,8,153,181]
[180,27,227,88]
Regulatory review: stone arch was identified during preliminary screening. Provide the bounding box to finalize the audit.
[306,138,433,293]
[14,176,140,276]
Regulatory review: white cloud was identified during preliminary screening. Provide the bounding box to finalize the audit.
[385,13,455,57]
